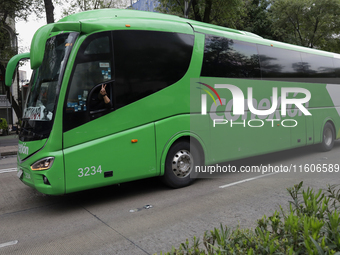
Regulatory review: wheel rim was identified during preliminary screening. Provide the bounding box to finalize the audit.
[324,127,333,146]
[171,150,193,178]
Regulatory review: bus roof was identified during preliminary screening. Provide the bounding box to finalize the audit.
[29,9,339,70]
[59,8,183,22]
[59,9,262,39]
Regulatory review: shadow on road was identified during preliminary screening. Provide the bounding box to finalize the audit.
[3,141,339,215]
[52,141,340,208]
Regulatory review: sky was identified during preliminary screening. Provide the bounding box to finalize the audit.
[16,5,64,79]
[16,20,44,81]
[16,18,44,79]
[17,18,46,53]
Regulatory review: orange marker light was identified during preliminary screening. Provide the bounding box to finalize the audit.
[271,44,274,47]
[125,24,131,27]
[131,139,138,143]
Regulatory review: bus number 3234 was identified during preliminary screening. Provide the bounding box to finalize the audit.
[78,165,102,178]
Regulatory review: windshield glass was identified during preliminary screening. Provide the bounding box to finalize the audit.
[20,33,77,142]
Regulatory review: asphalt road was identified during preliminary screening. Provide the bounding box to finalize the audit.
[0,135,18,147]
[0,142,339,254]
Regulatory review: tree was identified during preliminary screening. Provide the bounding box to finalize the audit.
[22,0,56,24]
[269,0,340,50]
[44,0,55,23]
[0,0,36,120]
[62,0,126,16]
[156,0,244,28]
[0,0,57,122]
[241,0,277,40]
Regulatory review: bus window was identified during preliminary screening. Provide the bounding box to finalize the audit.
[64,32,113,131]
[334,58,340,79]
[201,35,261,79]
[300,53,335,77]
[113,30,194,109]
[258,44,304,80]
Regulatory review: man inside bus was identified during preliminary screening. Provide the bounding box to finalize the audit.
[91,83,112,111]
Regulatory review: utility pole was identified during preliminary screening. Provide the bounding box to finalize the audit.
[184,1,188,18]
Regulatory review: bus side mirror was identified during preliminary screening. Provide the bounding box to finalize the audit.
[5,52,30,87]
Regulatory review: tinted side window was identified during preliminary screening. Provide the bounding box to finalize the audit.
[334,58,340,78]
[64,32,113,132]
[301,53,335,78]
[201,35,260,78]
[113,30,194,108]
[258,45,303,79]
[84,36,110,55]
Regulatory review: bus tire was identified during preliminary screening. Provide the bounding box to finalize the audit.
[320,122,335,152]
[161,140,200,188]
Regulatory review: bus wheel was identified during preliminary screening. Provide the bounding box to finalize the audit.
[320,122,335,152]
[161,140,200,188]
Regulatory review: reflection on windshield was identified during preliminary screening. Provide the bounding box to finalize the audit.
[24,81,57,121]
[20,33,77,142]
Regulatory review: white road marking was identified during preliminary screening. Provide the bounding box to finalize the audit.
[0,240,18,248]
[0,168,17,174]
[219,172,278,188]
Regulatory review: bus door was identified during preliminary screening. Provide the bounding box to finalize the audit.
[62,80,157,193]
[62,31,157,193]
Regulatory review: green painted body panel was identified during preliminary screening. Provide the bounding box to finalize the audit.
[30,24,54,69]
[58,9,185,23]
[62,81,191,149]
[63,123,157,194]
[190,78,340,163]
[17,148,65,195]
[10,9,340,195]
[80,19,193,34]
[18,139,47,160]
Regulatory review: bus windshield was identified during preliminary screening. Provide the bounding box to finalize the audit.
[20,33,77,141]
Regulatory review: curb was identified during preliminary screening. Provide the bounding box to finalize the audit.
[1,151,17,157]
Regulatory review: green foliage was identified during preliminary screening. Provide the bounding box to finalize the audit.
[240,0,277,40]
[0,118,8,130]
[155,0,340,52]
[269,0,340,50]
[157,182,340,255]
[0,28,17,61]
[156,0,245,28]
[0,0,35,21]
[0,0,34,61]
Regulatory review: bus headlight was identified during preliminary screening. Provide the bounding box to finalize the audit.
[31,157,55,171]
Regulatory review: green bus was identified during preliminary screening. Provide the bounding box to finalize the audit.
[6,9,340,195]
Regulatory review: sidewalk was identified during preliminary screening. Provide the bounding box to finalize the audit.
[0,133,18,157]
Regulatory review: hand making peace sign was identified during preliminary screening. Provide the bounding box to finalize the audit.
[100,84,107,96]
